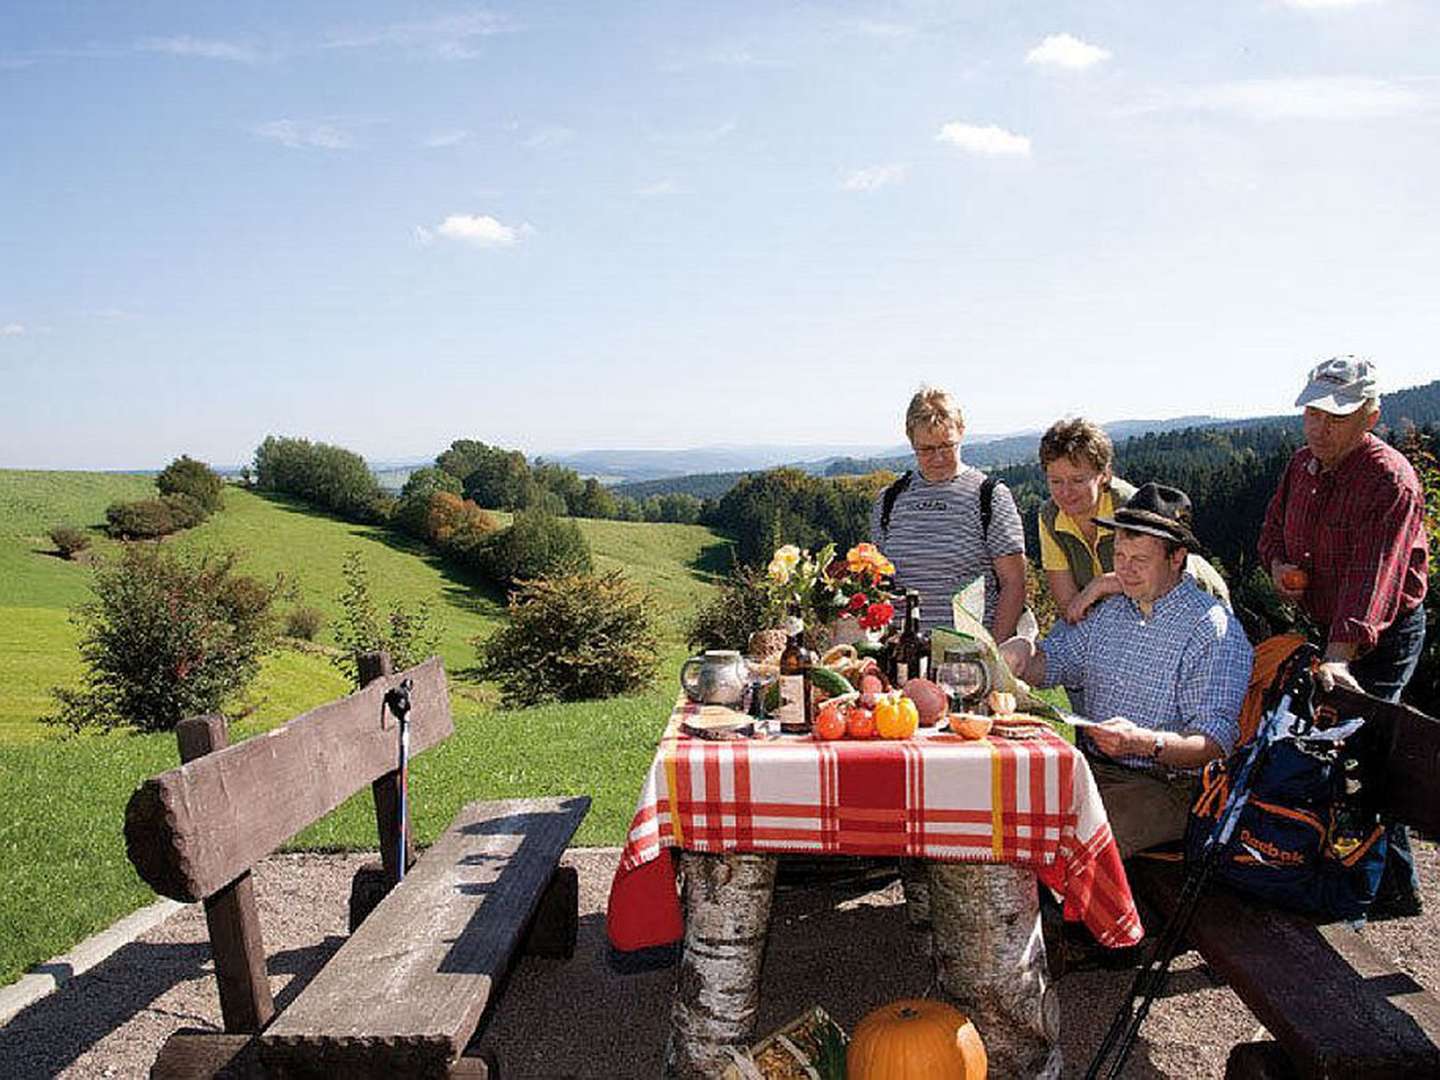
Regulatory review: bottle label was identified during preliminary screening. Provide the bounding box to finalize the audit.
[896,662,909,686]
[784,615,804,636]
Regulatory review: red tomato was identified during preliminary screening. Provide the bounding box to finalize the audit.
[846,707,877,740]
[814,705,846,741]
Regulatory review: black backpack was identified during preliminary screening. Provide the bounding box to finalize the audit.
[878,470,999,539]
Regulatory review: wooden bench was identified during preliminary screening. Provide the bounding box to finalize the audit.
[123,651,590,1078]
[1128,686,1440,1079]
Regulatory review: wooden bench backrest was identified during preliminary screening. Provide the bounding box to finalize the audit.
[1322,685,1440,838]
[125,656,451,903]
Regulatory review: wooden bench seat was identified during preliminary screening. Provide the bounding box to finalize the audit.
[1130,859,1440,1078]
[125,652,589,1079]
[259,797,588,1077]
[1128,686,1440,1079]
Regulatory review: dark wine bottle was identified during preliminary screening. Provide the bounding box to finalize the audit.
[892,590,923,687]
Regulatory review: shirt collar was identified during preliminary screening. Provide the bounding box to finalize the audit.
[1051,486,1117,543]
[1123,574,1196,620]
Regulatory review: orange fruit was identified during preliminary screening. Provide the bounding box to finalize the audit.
[814,704,847,741]
[1279,568,1309,592]
[846,707,877,739]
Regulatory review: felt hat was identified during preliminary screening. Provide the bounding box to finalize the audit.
[1093,482,1202,552]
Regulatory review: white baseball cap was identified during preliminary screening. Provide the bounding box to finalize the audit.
[1294,355,1378,416]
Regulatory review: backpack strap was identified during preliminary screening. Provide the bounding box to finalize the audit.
[980,475,997,540]
[878,470,913,538]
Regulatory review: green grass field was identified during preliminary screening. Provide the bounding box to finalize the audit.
[0,469,729,986]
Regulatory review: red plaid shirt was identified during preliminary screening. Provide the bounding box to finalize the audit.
[1259,434,1429,648]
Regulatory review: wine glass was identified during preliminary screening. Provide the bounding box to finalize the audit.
[935,656,990,713]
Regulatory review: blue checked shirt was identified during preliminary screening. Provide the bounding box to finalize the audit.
[1039,576,1253,771]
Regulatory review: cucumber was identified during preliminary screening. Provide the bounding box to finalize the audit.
[810,666,855,699]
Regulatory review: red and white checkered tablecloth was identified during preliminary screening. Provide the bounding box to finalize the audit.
[606,699,1143,951]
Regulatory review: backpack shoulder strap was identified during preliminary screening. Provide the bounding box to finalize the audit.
[980,474,998,539]
[879,470,913,537]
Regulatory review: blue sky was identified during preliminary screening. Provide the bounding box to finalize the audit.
[3,1,1438,469]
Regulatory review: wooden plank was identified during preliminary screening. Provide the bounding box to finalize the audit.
[125,657,452,902]
[150,1030,263,1079]
[176,714,275,1034]
[1131,860,1440,1078]
[1319,686,1440,837]
[259,796,590,1076]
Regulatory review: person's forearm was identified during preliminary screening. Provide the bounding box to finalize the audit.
[992,581,1023,643]
[1156,731,1224,769]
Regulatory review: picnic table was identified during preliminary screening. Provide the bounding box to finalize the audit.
[606,697,1143,1079]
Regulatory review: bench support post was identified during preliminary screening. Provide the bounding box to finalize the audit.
[176,714,275,1034]
[359,651,415,887]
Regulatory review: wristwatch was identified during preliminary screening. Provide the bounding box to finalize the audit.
[1149,732,1166,762]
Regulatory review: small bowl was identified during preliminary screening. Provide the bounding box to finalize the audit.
[949,713,993,740]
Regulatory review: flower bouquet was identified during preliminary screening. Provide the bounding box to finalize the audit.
[760,541,896,650]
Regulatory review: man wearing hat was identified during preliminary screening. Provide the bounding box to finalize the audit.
[1259,355,1429,913]
[1002,483,1254,857]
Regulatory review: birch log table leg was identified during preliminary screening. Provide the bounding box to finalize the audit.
[663,851,778,1080]
[929,863,1061,1080]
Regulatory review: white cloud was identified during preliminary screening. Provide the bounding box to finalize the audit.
[325,12,517,59]
[936,122,1031,156]
[137,36,266,64]
[1026,33,1112,71]
[636,180,680,197]
[1278,0,1384,9]
[1,323,25,336]
[423,129,470,148]
[1144,77,1425,120]
[842,163,908,191]
[254,119,355,150]
[524,126,574,149]
[431,213,531,248]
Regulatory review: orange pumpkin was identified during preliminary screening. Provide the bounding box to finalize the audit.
[847,998,987,1079]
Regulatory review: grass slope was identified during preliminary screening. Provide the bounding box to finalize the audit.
[0,469,729,986]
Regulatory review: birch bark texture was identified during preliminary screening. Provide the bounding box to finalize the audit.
[929,862,1062,1079]
[663,852,779,1080]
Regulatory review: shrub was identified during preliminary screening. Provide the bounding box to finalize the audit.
[156,454,225,513]
[685,564,774,653]
[479,571,661,706]
[479,508,592,587]
[331,551,442,685]
[49,524,91,559]
[161,492,209,530]
[425,491,498,549]
[253,435,384,521]
[285,605,326,641]
[45,546,282,733]
[396,467,463,537]
[105,498,176,539]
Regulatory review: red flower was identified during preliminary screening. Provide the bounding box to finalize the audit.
[846,592,869,614]
[859,601,894,631]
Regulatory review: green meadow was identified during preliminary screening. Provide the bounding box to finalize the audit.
[0,470,728,986]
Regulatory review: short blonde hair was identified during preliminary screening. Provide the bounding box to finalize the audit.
[905,387,965,442]
[1039,417,1114,474]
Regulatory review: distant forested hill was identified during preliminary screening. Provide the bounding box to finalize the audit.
[614,379,1440,504]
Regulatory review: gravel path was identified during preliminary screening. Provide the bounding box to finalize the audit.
[2,843,1435,1079]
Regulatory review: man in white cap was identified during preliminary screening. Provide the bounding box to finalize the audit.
[1258,355,1430,914]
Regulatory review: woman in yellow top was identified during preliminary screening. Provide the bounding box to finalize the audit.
[1039,418,1230,624]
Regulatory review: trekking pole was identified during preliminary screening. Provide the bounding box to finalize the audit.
[384,678,415,882]
[1085,653,1316,1080]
